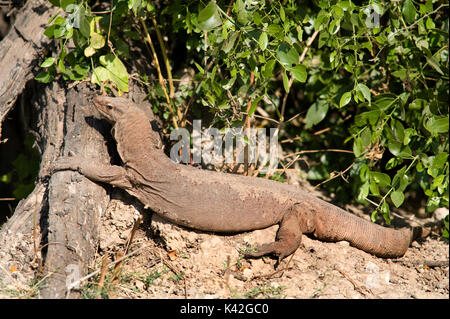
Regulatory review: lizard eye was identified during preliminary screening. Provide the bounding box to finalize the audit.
[106,104,113,110]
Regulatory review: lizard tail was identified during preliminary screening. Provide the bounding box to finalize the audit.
[310,202,414,258]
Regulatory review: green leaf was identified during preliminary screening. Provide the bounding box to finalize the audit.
[290,64,307,82]
[391,191,405,208]
[371,210,378,222]
[91,66,109,84]
[306,166,330,180]
[328,19,340,35]
[385,158,399,170]
[381,201,391,224]
[426,196,440,213]
[369,181,381,197]
[98,54,129,92]
[248,96,262,116]
[262,59,276,78]
[198,1,222,31]
[314,10,329,31]
[431,174,445,191]
[253,12,262,25]
[427,55,444,75]
[403,128,416,145]
[259,32,268,51]
[277,42,299,67]
[90,32,105,49]
[373,94,396,110]
[353,137,363,157]
[40,57,56,68]
[84,46,96,57]
[354,110,380,126]
[359,164,369,182]
[430,153,448,170]
[357,181,370,201]
[402,0,416,24]
[79,15,91,38]
[370,171,391,187]
[35,71,54,83]
[409,99,426,110]
[194,62,205,74]
[282,70,290,93]
[339,91,352,108]
[236,0,250,24]
[280,6,285,22]
[44,25,56,38]
[305,100,329,129]
[392,119,405,142]
[356,83,371,104]
[388,140,412,158]
[222,31,239,53]
[425,116,449,135]
[61,0,76,11]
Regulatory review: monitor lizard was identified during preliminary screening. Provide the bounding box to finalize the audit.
[51,96,423,261]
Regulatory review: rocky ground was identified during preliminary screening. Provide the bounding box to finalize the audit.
[73,187,449,299]
[0,181,448,299]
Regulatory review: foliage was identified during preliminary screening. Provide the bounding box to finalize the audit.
[1,134,40,199]
[37,0,449,224]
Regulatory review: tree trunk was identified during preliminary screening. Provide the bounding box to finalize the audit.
[0,1,151,298]
[0,0,57,125]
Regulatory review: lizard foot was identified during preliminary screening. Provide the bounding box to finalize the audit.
[244,208,302,261]
[50,156,83,173]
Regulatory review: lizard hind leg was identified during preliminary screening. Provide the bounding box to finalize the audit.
[244,207,302,261]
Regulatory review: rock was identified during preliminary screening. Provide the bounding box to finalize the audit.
[151,214,199,252]
[434,207,449,221]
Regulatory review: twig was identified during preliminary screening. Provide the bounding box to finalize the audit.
[111,251,123,285]
[393,259,449,268]
[224,255,231,297]
[336,267,371,297]
[282,148,353,159]
[313,162,354,189]
[140,18,178,128]
[313,127,331,135]
[150,15,175,100]
[278,30,319,129]
[97,255,109,297]
[111,215,143,285]
[107,0,113,47]
[252,251,296,280]
[65,244,149,295]
[240,112,280,124]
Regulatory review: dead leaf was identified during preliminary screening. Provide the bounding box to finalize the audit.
[168,250,178,260]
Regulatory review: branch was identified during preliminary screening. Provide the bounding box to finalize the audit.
[140,18,179,129]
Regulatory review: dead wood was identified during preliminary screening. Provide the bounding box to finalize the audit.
[0,0,153,298]
[0,0,57,127]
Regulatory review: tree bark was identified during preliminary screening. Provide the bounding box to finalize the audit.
[0,0,57,127]
[0,1,151,298]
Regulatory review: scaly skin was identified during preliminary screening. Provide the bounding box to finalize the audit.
[52,96,418,260]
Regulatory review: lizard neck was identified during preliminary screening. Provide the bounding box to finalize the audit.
[113,113,166,166]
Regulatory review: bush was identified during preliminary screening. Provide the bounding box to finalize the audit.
[38,0,449,232]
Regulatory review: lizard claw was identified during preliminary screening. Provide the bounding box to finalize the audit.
[50,156,81,174]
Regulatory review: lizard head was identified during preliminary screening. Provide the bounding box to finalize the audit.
[93,96,136,123]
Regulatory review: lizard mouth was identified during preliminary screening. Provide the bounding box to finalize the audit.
[92,96,110,120]
[92,96,102,109]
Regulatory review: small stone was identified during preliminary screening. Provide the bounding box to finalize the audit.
[434,207,449,221]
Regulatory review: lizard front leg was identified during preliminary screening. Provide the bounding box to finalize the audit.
[51,156,132,189]
[244,205,303,262]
